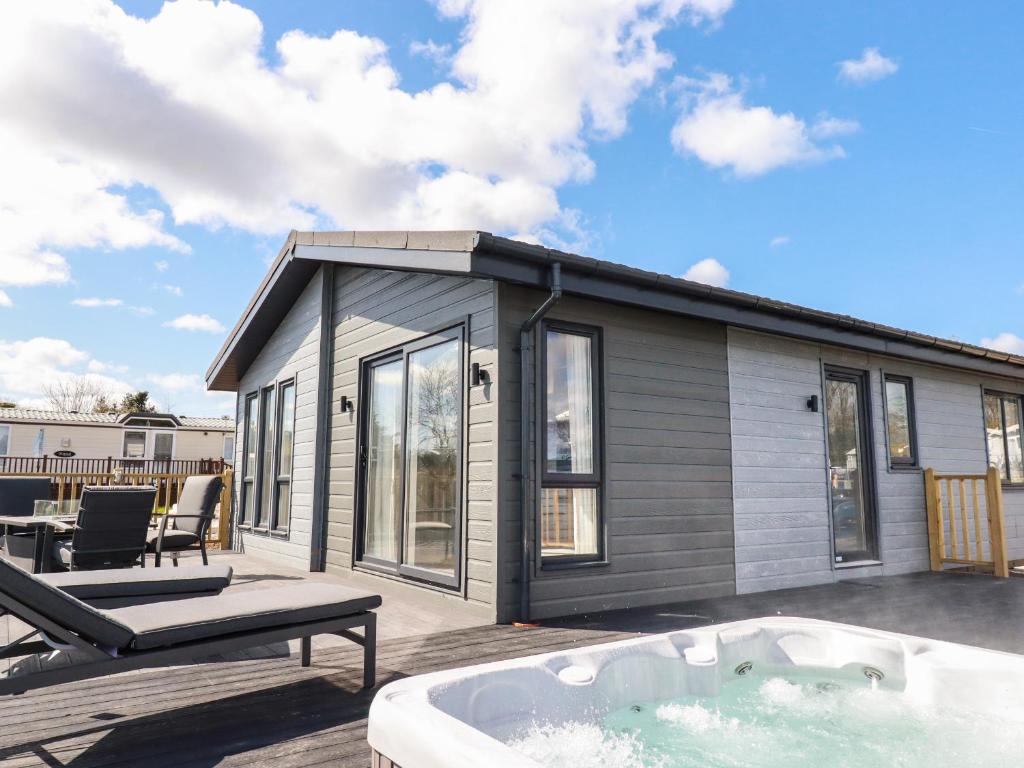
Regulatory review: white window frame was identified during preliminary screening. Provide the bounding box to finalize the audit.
[152,430,176,461]
[122,430,147,459]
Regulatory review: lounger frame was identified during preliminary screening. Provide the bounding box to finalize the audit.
[0,588,376,695]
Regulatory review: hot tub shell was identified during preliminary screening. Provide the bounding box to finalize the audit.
[367,617,1024,768]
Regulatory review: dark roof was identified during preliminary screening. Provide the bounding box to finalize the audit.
[206,230,1024,391]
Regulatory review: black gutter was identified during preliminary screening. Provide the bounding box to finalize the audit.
[309,263,336,572]
[518,262,561,623]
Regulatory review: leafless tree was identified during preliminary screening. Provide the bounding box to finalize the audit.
[42,378,117,413]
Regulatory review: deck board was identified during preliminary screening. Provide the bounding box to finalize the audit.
[4,570,1024,767]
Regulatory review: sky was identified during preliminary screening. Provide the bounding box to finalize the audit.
[0,0,1022,416]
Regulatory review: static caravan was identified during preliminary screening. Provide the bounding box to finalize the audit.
[207,231,1024,623]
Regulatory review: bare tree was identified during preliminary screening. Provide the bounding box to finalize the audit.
[42,378,116,413]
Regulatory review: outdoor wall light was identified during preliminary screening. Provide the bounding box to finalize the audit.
[806,394,819,412]
[471,362,489,386]
[340,395,354,413]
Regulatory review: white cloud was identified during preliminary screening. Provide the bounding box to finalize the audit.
[163,313,226,333]
[0,337,134,406]
[838,47,898,85]
[0,0,733,266]
[810,113,860,139]
[72,297,123,307]
[162,284,183,297]
[128,305,156,316]
[147,372,205,391]
[409,39,453,69]
[770,235,790,247]
[0,290,11,308]
[154,259,169,272]
[981,332,1024,356]
[682,257,729,287]
[670,74,855,176]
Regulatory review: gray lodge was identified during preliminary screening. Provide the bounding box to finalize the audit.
[206,230,1024,622]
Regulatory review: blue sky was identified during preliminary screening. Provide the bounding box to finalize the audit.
[1,1,1021,415]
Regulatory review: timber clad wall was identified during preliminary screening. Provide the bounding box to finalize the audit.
[323,267,498,616]
[498,286,736,621]
[234,267,325,568]
[729,327,1024,594]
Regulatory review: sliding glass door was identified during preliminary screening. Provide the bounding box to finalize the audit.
[357,327,463,587]
[824,367,878,563]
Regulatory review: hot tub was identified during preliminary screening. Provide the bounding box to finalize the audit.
[367,617,1024,768]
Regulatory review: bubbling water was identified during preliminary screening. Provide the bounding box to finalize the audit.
[508,672,1019,768]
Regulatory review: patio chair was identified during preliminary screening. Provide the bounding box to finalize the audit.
[45,486,157,572]
[0,477,53,569]
[0,556,379,695]
[146,474,223,567]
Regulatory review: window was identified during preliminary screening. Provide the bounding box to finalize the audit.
[256,385,277,528]
[240,394,258,525]
[0,425,9,456]
[985,391,1024,484]
[123,430,146,459]
[883,374,917,468]
[273,381,296,531]
[357,327,463,587]
[153,432,174,462]
[223,434,235,462]
[541,323,602,563]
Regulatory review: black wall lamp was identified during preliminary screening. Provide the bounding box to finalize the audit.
[340,395,354,413]
[471,362,490,387]
[806,394,819,412]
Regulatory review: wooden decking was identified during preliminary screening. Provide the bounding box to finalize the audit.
[3,566,1024,767]
[0,623,634,768]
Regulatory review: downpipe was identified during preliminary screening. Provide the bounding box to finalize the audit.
[518,262,562,623]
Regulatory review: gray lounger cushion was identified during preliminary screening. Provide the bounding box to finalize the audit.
[38,565,233,600]
[0,556,134,649]
[108,583,382,650]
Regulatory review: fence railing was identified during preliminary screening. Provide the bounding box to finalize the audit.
[0,468,234,549]
[924,467,1008,577]
[0,456,228,475]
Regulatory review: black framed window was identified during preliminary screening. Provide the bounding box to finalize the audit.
[541,322,603,564]
[122,430,146,459]
[254,385,277,528]
[883,374,918,468]
[356,325,464,588]
[984,391,1024,484]
[240,393,258,525]
[273,380,296,532]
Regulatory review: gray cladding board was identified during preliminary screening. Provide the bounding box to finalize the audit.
[233,267,326,568]
[728,327,1024,594]
[323,267,498,616]
[498,285,736,622]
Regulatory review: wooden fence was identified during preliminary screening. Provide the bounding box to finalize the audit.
[924,467,1008,577]
[0,456,228,475]
[1,468,234,549]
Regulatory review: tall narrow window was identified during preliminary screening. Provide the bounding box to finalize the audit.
[357,326,463,587]
[240,393,258,525]
[0,425,9,456]
[256,385,276,527]
[985,392,1024,484]
[273,381,296,531]
[153,433,174,462]
[541,323,602,563]
[223,434,235,462]
[883,375,917,468]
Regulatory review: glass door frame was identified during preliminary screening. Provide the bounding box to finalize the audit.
[823,365,880,564]
[354,324,465,589]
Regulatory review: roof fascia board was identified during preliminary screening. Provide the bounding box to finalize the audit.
[292,244,473,275]
[469,250,1024,381]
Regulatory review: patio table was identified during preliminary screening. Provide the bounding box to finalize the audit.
[0,510,78,574]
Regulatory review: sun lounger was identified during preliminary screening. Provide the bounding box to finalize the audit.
[0,557,378,694]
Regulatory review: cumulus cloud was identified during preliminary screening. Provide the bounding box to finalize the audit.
[838,47,898,85]
[163,313,226,333]
[981,332,1024,356]
[0,337,134,407]
[409,39,453,69]
[670,74,856,176]
[0,290,11,308]
[682,257,729,287]
[72,297,123,307]
[0,0,734,279]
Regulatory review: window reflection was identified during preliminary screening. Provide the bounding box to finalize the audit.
[546,330,594,474]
